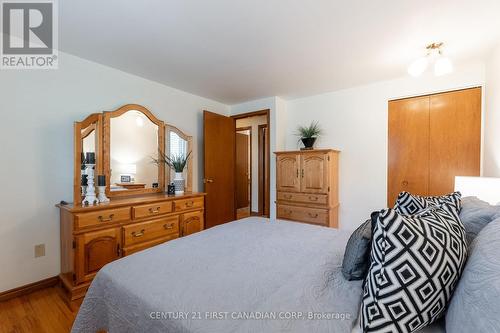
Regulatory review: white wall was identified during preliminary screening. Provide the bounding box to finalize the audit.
[284,62,486,230]
[484,44,500,177]
[236,115,268,212]
[0,52,228,292]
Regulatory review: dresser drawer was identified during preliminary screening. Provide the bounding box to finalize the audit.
[174,197,204,212]
[75,207,131,229]
[277,192,328,205]
[277,204,329,226]
[123,216,179,247]
[122,234,178,256]
[132,201,173,219]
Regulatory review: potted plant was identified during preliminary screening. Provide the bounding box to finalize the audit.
[296,121,322,149]
[153,151,191,194]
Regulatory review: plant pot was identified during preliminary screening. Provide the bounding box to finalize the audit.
[173,172,185,194]
[301,137,317,149]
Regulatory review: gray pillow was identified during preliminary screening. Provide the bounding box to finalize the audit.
[460,196,500,244]
[341,218,372,280]
[446,217,500,332]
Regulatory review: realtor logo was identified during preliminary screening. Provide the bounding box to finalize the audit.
[1,0,58,69]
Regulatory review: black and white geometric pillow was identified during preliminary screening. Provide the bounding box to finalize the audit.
[394,191,462,216]
[360,204,467,333]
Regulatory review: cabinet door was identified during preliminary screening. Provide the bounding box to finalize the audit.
[429,88,481,195]
[276,154,300,192]
[300,153,329,194]
[388,96,430,205]
[75,227,121,284]
[182,210,204,236]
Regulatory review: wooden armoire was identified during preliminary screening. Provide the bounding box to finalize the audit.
[275,149,339,228]
[388,87,481,205]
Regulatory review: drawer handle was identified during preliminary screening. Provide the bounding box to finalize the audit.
[132,229,145,237]
[309,196,318,201]
[163,223,174,230]
[98,214,114,222]
[149,207,161,214]
[185,201,194,207]
[402,180,409,186]
[284,194,292,199]
[308,213,319,218]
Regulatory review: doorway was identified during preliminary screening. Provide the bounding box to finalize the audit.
[233,110,270,219]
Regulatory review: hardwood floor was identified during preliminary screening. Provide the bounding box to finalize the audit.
[0,286,77,333]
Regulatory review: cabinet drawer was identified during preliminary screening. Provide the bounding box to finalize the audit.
[174,197,204,212]
[122,234,177,256]
[75,207,131,229]
[181,210,204,236]
[277,192,328,205]
[277,204,329,226]
[132,201,173,219]
[123,216,179,247]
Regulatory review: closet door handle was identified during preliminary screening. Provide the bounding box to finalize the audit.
[296,169,299,178]
[301,169,304,178]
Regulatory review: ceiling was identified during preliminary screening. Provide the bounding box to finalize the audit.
[59,0,500,104]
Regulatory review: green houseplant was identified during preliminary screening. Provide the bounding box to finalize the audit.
[296,121,322,149]
[153,151,191,194]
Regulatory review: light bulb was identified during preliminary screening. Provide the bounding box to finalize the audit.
[408,57,428,77]
[434,56,453,76]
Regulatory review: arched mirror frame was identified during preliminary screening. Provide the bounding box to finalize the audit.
[165,124,193,192]
[74,113,103,204]
[103,104,165,197]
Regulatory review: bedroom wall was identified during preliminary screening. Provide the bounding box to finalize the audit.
[484,44,500,177]
[284,62,486,231]
[0,52,229,292]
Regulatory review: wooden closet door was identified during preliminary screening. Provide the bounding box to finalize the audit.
[429,88,481,195]
[300,152,329,194]
[388,96,430,206]
[276,154,300,192]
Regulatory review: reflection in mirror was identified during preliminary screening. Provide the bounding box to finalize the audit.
[169,131,188,192]
[110,110,159,191]
[81,126,96,165]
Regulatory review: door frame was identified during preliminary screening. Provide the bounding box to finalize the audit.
[231,109,271,217]
[258,124,269,216]
[236,126,252,210]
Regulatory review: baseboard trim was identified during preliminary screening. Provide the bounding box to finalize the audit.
[0,276,59,302]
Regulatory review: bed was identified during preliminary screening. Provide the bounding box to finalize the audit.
[72,217,445,333]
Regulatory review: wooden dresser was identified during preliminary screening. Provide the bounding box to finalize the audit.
[275,149,339,228]
[58,192,205,304]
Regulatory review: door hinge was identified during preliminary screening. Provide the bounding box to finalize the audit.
[72,240,76,249]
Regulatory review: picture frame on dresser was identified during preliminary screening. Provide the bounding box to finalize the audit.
[59,104,205,308]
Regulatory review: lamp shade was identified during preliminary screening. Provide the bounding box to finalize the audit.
[408,57,428,77]
[434,56,453,76]
[455,176,500,205]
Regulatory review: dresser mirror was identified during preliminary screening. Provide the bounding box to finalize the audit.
[104,104,165,197]
[74,113,103,203]
[73,104,197,204]
[166,124,193,192]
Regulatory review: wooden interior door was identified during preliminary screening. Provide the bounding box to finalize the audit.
[235,132,250,209]
[276,154,300,192]
[75,227,121,284]
[300,152,329,194]
[258,125,269,216]
[203,111,235,228]
[429,88,481,195]
[388,96,430,206]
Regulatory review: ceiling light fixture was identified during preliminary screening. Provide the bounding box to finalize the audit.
[408,42,453,77]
